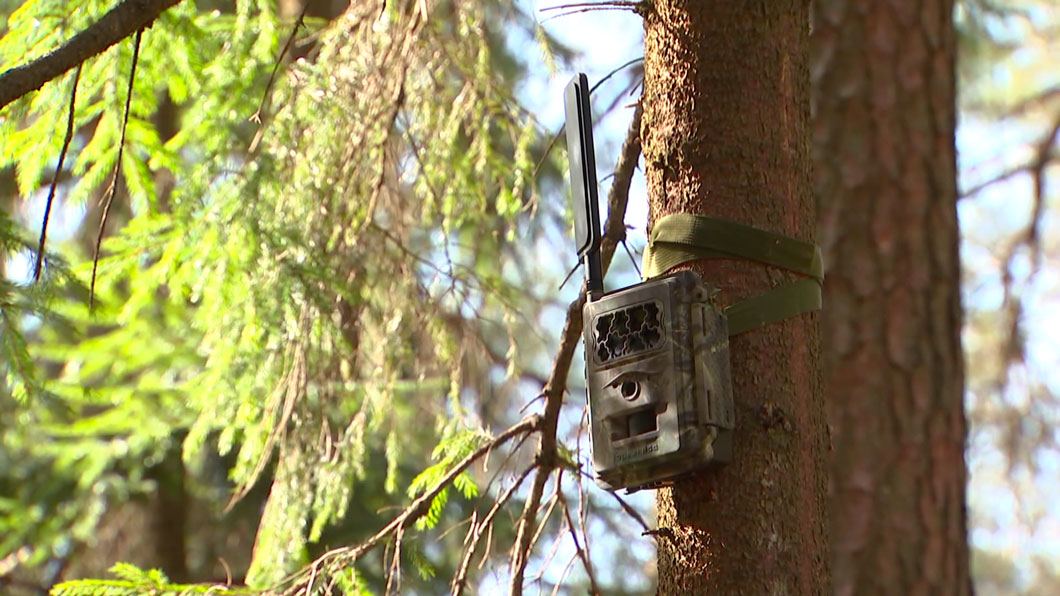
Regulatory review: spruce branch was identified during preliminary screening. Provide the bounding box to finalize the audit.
[280,415,540,595]
[227,99,641,596]
[0,0,182,111]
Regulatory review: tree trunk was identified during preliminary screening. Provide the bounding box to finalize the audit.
[811,1,972,595]
[642,1,829,594]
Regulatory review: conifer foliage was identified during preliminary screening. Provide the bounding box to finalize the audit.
[1,1,642,594]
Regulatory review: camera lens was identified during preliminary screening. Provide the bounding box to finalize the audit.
[620,380,638,400]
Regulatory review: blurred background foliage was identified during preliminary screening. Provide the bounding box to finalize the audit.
[0,0,1057,594]
[956,1,1060,593]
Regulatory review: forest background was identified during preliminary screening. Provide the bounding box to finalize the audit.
[0,0,1058,594]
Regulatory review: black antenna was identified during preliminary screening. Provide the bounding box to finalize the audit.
[564,73,603,295]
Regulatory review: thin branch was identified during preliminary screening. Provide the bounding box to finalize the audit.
[250,4,308,125]
[998,109,1060,363]
[539,1,645,22]
[559,491,600,596]
[548,553,578,596]
[90,28,143,309]
[960,162,1033,198]
[34,64,82,282]
[598,102,642,271]
[508,101,642,595]
[526,487,564,586]
[588,57,644,97]
[967,84,1060,120]
[481,427,536,497]
[0,0,182,111]
[601,478,651,532]
[574,460,595,574]
[530,58,643,183]
[384,526,404,595]
[996,109,1060,368]
[1025,111,1060,269]
[621,238,642,276]
[1008,85,1060,118]
[525,482,563,568]
[959,155,1060,199]
[451,465,536,596]
[540,1,642,11]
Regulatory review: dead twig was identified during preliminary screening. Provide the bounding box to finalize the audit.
[451,465,536,596]
[960,156,1060,199]
[250,4,308,126]
[540,1,645,22]
[998,109,1060,365]
[34,64,81,282]
[90,28,143,309]
[558,490,600,596]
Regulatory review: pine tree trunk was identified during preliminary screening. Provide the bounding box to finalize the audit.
[811,1,972,595]
[642,1,829,593]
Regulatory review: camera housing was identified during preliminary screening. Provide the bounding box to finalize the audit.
[564,73,735,492]
[583,270,734,492]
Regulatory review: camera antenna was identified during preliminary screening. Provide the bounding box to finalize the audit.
[564,73,603,296]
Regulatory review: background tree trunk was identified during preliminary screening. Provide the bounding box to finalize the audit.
[642,1,829,593]
[811,1,972,595]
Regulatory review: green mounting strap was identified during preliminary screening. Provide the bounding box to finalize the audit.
[642,213,823,336]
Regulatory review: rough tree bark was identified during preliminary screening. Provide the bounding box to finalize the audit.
[642,1,829,594]
[811,1,972,595]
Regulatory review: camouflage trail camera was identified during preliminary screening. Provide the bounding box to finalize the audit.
[564,74,735,492]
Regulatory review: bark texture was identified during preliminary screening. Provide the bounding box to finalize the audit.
[811,1,971,595]
[643,1,829,594]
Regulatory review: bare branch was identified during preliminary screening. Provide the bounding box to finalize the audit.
[1025,110,1060,269]
[960,155,1060,199]
[525,482,563,567]
[451,465,536,596]
[540,0,641,10]
[599,102,643,272]
[963,84,1060,120]
[1007,85,1060,118]
[250,4,308,126]
[601,478,651,532]
[998,108,1060,365]
[527,488,565,586]
[539,1,646,22]
[384,526,404,595]
[90,28,143,309]
[34,64,81,282]
[530,60,643,187]
[559,490,600,596]
[509,102,642,595]
[0,0,182,111]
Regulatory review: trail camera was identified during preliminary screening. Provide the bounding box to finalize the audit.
[565,74,735,492]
